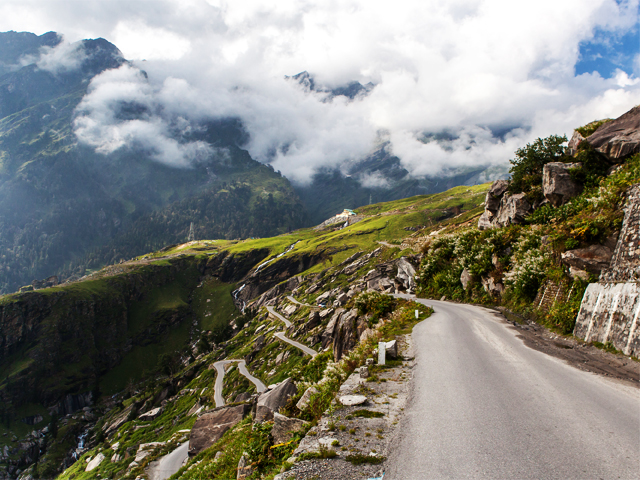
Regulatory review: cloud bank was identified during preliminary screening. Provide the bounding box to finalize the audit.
[1,0,639,183]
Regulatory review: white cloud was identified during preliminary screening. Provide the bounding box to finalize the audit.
[2,0,638,183]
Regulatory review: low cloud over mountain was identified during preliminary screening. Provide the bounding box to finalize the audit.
[2,0,639,183]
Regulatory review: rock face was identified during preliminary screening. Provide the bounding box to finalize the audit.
[296,386,318,411]
[478,180,531,229]
[561,245,613,274]
[493,193,531,226]
[188,404,251,457]
[568,130,586,155]
[481,276,504,296]
[574,283,640,357]
[385,340,398,359]
[237,454,253,480]
[585,105,640,159]
[271,413,309,445]
[85,453,104,472]
[255,378,297,423]
[542,162,583,207]
[574,183,640,356]
[331,309,359,361]
[460,268,474,290]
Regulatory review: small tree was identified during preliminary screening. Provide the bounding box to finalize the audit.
[508,135,569,195]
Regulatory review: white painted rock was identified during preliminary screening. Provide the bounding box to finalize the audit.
[338,395,367,406]
[85,453,105,472]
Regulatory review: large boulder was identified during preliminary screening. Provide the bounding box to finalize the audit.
[567,130,586,155]
[586,105,640,159]
[542,162,582,207]
[395,257,417,292]
[460,268,474,290]
[255,378,297,423]
[332,309,359,361]
[188,404,251,457]
[493,193,531,226]
[485,180,509,212]
[271,413,309,444]
[561,244,613,274]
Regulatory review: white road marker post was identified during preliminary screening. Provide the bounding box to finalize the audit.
[415,309,419,319]
[378,341,386,365]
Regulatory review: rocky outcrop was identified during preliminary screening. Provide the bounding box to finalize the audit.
[460,268,474,290]
[478,181,531,229]
[542,162,582,207]
[331,309,359,361]
[254,378,297,423]
[561,245,613,275]
[481,276,504,296]
[585,105,640,159]
[188,404,251,457]
[271,413,309,444]
[493,193,531,226]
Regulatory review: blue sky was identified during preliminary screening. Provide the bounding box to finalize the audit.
[576,20,640,78]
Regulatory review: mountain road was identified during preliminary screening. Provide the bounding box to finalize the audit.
[386,296,640,479]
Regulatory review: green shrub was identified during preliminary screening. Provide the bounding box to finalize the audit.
[354,292,396,321]
[508,135,569,196]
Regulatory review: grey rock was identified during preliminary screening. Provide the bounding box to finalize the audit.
[481,276,504,296]
[486,180,509,212]
[460,268,473,290]
[586,105,640,159]
[395,257,417,292]
[336,292,348,306]
[542,162,583,207]
[296,386,319,411]
[366,358,374,366]
[493,193,531,226]
[85,453,104,472]
[237,453,253,480]
[332,309,359,361]
[359,366,370,378]
[568,130,585,155]
[138,406,163,421]
[255,378,298,423]
[561,244,613,274]
[477,210,494,230]
[188,404,251,457]
[385,340,398,359]
[271,413,309,445]
[338,395,367,406]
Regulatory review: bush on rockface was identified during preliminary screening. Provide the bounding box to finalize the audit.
[354,292,396,321]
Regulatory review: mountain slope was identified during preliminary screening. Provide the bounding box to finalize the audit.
[0,32,306,294]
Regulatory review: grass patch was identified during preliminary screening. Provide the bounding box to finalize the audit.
[351,409,384,418]
[345,453,386,465]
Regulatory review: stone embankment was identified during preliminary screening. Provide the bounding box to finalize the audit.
[574,184,640,356]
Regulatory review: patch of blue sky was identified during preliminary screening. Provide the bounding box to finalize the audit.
[575,21,639,78]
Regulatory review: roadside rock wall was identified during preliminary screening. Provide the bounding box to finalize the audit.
[574,184,640,356]
[574,283,640,356]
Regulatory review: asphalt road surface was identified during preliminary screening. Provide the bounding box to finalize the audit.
[213,360,266,407]
[386,297,640,480]
[267,306,318,356]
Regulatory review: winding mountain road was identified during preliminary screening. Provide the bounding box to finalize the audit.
[147,441,189,480]
[212,360,266,407]
[386,296,640,479]
[286,295,314,307]
[267,306,318,357]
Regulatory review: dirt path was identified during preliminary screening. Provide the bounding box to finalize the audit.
[286,295,314,307]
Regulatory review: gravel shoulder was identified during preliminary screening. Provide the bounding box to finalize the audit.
[280,335,415,480]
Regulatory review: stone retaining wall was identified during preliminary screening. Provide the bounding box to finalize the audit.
[574,184,640,356]
[574,283,640,356]
[534,281,571,312]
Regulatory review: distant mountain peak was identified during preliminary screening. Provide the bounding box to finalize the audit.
[285,70,374,100]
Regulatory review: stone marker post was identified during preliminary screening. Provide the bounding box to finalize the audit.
[415,309,419,319]
[378,341,386,365]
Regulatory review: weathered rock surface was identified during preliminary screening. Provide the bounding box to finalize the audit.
[138,406,163,421]
[255,378,297,423]
[561,245,613,274]
[481,276,505,296]
[574,282,640,357]
[237,453,253,480]
[568,130,586,155]
[271,413,309,445]
[586,105,640,159]
[85,453,104,472]
[460,268,474,290]
[385,340,398,359]
[478,180,531,229]
[542,162,583,207]
[493,193,531,226]
[332,309,359,361]
[339,395,367,406]
[188,404,251,457]
[296,386,319,411]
